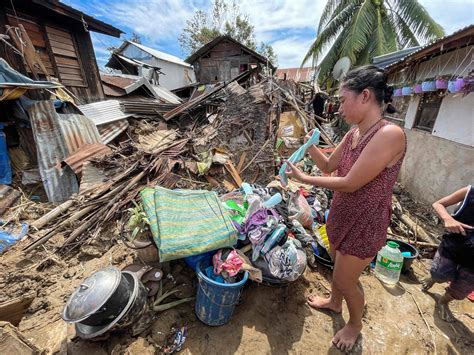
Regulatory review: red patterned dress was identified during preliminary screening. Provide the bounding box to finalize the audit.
[326,121,406,259]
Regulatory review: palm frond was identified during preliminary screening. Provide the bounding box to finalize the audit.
[381,9,400,52]
[391,0,445,42]
[303,2,358,64]
[373,7,387,57]
[391,10,421,48]
[323,0,357,30]
[341,0,377,62]
[318,26,352,82]
[318,0,345,33]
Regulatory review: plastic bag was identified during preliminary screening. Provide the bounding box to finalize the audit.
[266,238,307,282]
[288,190,313,228]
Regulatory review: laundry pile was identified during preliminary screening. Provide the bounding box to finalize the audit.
[197,179,334,284]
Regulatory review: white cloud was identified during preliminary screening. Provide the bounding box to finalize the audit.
[271,36,315,68]
[67,0,203,44]
[238,0,324,39]
[419,0,474,35]
[64,0,473,69]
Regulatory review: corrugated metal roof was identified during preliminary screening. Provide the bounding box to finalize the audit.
[97,119,129,144]
[372,47,421,68]
[126,41,193,68]
[150,84,182,104]
[60,143,111,174]
[100,73,181,103]
[78,100,132,125]
[100,74,157,98]
[101,74,136,88]
[275,67,315,82]
[102,83,126,97]
[57,112,103,154]
[28,101,79,202]
[384,25,474,71]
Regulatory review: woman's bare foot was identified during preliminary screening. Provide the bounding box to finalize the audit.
[307,295,342,313]
[332,323,362,352]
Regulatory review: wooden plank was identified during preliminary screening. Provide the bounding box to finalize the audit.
[56,66,82,75]
[62,79,87,87]
[205,175,220,187]
[59,73,84,81]
[54,56,81,67]
[225,159,243,187]
[49,40,76,53]
[237,152,247,173]
[223,179,237,191]
[44,26,72,40]
[46,32,75,46]
[51,47,77,58]
[71,30,103,103]
[0,294,35,326]
[6,15,42,34]
[27,32,46,48]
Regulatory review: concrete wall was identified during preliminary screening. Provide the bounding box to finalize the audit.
[399,129,474,204]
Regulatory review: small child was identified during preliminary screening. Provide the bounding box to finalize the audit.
[422,185,474,322]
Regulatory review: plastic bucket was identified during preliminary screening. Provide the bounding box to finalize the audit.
[195,262,248,326]
[184,251,214,271]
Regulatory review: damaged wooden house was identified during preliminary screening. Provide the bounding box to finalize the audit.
[185,35,275,84]
[0,0,122,104]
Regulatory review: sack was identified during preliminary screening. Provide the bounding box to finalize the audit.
[141,187,238,262]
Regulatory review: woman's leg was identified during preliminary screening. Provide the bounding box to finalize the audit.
[308,243,343,312]
[331,251,373,351]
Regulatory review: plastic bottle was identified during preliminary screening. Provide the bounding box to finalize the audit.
[0,123,12,185]
[374,241,403,285]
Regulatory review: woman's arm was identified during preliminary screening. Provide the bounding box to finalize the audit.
[286,125,405,193]
[432,187,472,235]
[307,132,349,174]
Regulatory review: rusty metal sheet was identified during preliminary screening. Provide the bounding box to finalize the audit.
[60,143,112,174]
[57,112,103,154]
[101,74,136,89]
[97,119,129,144]
[275,67,315,83]
[28,101,78,202]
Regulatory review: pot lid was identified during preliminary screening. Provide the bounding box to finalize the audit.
[62,267,122,323]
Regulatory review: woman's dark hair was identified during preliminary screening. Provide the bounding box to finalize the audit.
[341,65,397,114]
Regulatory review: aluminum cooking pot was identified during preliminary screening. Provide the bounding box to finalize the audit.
[62,267,132,326]
[75,270,149,339]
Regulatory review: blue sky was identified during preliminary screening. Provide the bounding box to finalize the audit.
[63,0,474,69]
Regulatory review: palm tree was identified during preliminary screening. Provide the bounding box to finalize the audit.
[304,0,445,83]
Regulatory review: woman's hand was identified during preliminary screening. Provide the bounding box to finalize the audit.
[443,216,473,236]
[304,130,314,144]
[285,161,306,182]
